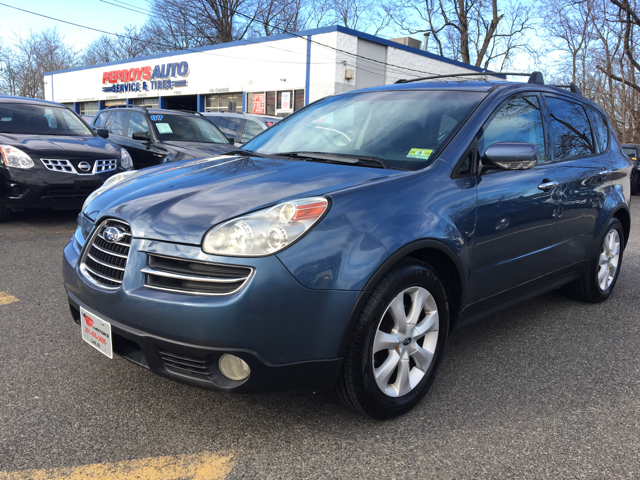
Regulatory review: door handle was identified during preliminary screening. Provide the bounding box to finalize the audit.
[538,180,558,191]
[599,169,611,178]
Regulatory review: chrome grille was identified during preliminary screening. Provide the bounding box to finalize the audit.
[41,159,77,173]
[142,254,253,296]
[159,351,211,377]
[81,219,132,290]
[40,158,118,175]
[94,159,117,173]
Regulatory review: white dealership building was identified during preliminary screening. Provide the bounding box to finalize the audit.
[44,26,502,116]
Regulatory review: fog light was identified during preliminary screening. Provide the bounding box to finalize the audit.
[219,354,250,381]
[10,183,24,197]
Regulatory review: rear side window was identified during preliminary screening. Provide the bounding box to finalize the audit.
[127,112,150,138]
[545,96,595,160]
[106,110,129,136]
[623,147,637,160]
[479,95,546,164]
[93,111,111,129]
[240,120,263,143]
[218,117,244,140]
[587,108,609,153]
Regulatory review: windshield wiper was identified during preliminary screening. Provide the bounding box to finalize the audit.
[220,149,276,159]
[275,152,392,170]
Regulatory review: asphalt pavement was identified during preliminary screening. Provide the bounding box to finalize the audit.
[0,201,639,479]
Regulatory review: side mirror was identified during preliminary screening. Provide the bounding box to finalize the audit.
[225,136,235,145]
[483,142,537,171]
[96,128,109,139]
[132,131,151,142]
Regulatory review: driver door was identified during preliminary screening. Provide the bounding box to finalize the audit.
[468,94,559,305]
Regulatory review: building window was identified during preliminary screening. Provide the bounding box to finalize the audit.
[105,99,126,107]
[247,90,305,116]
[133,97,159,109]
[61,102,74,110]
[80,101,99,116]
[206,93,242,112]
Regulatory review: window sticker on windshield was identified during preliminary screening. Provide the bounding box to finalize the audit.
[150,115,163,121]
[156,123,173,134]
[407,148,433,159]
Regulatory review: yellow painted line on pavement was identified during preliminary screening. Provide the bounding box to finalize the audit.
[0,292,18,305]
[0,451,236,480]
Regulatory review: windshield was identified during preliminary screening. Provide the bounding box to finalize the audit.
[150,114,229,144]
[0,103,93,136]
[243,90,486,170]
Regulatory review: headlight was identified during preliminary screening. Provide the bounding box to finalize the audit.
[0,145,34,168]
[203,197,329,256]
[120,148,133,170]
[81,170,138,212]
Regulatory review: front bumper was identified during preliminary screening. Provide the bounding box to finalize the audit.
[1,166,125,210]
[62,220,359,393]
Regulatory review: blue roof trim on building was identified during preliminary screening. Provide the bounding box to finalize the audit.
[45,25,501,78]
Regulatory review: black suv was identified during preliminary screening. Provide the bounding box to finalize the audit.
[203,111,280,145]
[621,144,639,194]
[0,96,131,222]
[91,106,237,169]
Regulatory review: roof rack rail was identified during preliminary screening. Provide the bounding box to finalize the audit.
[104,104,149,113]
[394,71,544,85]
[550,83,583,96]
[172,109,206,118]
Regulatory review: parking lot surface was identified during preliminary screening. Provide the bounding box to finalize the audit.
[1,201,639,479]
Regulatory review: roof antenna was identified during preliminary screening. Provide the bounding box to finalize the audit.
[528,72,544,84]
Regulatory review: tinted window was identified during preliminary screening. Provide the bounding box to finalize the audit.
[217,117,244,139]
[545,96,595,160]
[623,147,637,159]
[0,103,92,136]
[587,108,609,153]
[479,96,546,163]
[93,111,110,129]
[127,112,150,138]
[240,120,263,143]
[107,110,129,136]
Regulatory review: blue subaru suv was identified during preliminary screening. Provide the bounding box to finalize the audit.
[62,74,632,419]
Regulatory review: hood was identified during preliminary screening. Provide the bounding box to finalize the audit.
[162,141,238,158]
[0,133,121,160]
[86,155,400,245]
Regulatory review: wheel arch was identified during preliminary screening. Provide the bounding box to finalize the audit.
[612,205,631,248]
[337,239,465,357]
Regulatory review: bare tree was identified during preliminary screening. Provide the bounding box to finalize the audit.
[0,28,76,99]
[81,26,156,66]
[387,0,535,69]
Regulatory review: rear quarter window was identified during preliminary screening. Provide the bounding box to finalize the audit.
[545,96,595,161]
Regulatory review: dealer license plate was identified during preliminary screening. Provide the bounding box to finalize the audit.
[80,307,113,359]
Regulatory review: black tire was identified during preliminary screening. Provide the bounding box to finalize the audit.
[565,217,624,303]
[0,202,10,222]
[332,260,449,419]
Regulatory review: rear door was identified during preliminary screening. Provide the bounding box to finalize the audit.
[468,94,558,304]
[543,95,609,270]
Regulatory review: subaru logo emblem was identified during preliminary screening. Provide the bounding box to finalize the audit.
[103,227,124,243]
[78,161,91,172]
[402,338,412,346]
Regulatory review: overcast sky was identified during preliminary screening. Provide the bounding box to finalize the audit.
[0,0,149,50]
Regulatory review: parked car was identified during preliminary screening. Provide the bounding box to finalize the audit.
[621,143,639,194]
[0,96,133,222]
[91,106,237,170]
[63,74,631,419]
[203,111,280,145]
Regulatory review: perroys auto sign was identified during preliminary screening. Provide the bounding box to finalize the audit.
[102,61,189,93]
